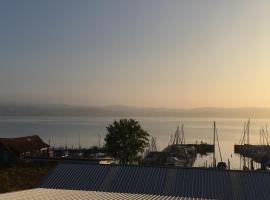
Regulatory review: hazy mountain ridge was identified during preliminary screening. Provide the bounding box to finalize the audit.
[1,103,270,118]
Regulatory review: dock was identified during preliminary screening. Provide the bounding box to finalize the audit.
[234,119,270,169]
[143,125,213,167]
[234,144,270,168]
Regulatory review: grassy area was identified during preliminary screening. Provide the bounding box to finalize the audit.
[0,162,56,194]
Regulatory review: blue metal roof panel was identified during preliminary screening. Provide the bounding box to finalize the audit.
[109,165,167,195]
[238,172,270,200]
[41,164,110,191]
[40,163,270,200]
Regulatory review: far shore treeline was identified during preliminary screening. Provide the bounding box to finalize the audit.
[1,104,270,118]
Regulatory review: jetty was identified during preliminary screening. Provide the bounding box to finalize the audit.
[234,119,270,169]
[143,124,213,167]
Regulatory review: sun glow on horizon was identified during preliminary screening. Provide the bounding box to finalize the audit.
[1,1,270,108]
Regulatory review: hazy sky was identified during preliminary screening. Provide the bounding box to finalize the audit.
[1,1,270,108]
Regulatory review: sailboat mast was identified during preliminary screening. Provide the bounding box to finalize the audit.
[181,124,185,144]
[213,121,216,168]
[247,118,250,145]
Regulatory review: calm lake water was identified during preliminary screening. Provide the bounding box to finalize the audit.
[0,116,269,169]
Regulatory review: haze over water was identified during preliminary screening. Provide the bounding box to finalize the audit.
[0,116,268,169]
[1,1,270,170]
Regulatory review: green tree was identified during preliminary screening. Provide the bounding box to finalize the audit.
[105,119,149,164]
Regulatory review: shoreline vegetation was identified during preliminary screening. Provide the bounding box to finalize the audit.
[0,162,56,194]
[1,104,270,118]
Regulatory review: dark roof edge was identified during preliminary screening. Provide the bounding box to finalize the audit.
[55,162,270,174]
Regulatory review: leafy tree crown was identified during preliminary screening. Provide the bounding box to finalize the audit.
[105,118,149,164]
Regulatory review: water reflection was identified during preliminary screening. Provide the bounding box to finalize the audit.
[1,116,270,169]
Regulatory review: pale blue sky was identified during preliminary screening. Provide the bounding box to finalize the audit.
[1,1,270,108]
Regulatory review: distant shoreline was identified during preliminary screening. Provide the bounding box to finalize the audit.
[1,104,270,118]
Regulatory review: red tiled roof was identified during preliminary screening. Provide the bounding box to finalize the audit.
[0,135,49,155]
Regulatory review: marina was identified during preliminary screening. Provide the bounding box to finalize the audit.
[143,125,213,167]
[2,1,270,198]
[2,116,270,169]
[234,119,270,170]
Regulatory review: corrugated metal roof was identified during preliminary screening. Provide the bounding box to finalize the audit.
[0,188,209,200]
[40,163,270,200]
[41,164,110,191]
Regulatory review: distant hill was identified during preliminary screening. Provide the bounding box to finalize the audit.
[0,103,270,118]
